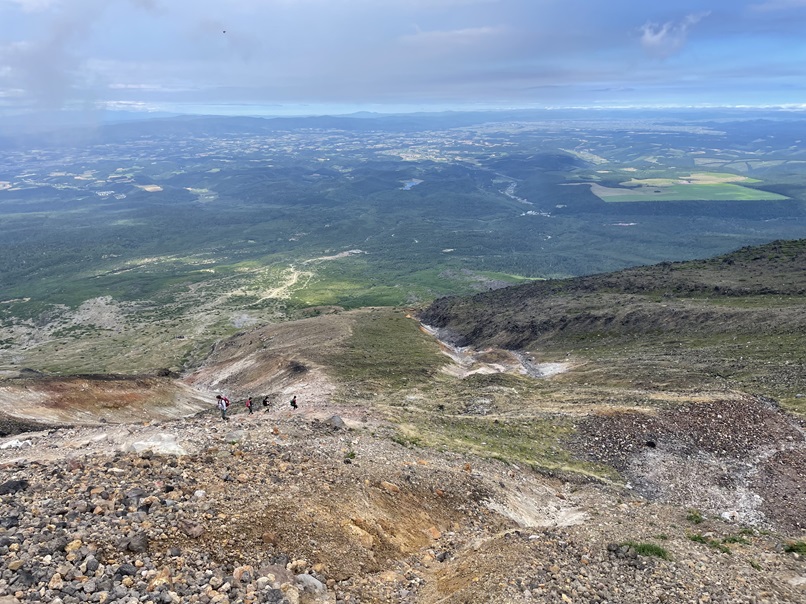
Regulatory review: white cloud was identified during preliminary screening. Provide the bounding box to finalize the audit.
[3,0,60,11]
[2,0,155,11]
[751,0,806,10]
[2,1,806,114]
[639,12,710,59]
[100,100,156,111]
[109,83,169,91]
[400,26,507,50]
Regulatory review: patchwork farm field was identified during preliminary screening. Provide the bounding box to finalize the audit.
[590,172,791,203]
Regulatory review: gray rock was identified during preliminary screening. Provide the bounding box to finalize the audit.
[125,433,187,456]
[125,532,149,553]
[114,563,138,577]
[179,519,205,539]
[259,588,289,604]
[295,573,326,595]
[0,480,29,495]
[224,430,248,443]
[326,415,347,430]
[123,488,147,507]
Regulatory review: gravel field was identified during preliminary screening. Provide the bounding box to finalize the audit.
[0,403,803,604]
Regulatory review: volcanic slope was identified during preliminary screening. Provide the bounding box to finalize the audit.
[419,238,806,413]
[414,239,806,526]
[0,242,804,602]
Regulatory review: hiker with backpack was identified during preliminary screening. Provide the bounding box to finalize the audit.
[290,395,298,410]
[245,396,253,414]
[216,394,230,421]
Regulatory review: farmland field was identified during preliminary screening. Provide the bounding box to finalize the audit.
[589,172,791,203]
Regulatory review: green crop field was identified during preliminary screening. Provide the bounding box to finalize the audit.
[592,182,790,203]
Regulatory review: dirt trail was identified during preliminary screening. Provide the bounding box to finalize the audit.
[251,265,314,302]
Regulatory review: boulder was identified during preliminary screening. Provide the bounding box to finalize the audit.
[124,433,187,456]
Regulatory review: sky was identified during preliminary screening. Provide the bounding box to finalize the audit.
[1,0,806,118]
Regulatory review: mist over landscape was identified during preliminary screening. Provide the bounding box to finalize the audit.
[1,1,806,603]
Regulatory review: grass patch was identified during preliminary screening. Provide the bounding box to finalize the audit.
[621,541,671,560]
[686,509,705,524]
[327,309,448,392]
[292,263,533,308]
[392,411,616,481]
[542,329,806,415]
[391,429,424,449]
[784,541,806,554]
[702,295,806,309]
[688,533,731,554]
[722,534,751,545]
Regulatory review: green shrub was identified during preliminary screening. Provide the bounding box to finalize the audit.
[622,541,671,560]
[686,509,705,524]
[784,541,806,554]
[688,533,731,554]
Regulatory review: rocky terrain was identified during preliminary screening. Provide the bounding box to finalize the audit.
[0,400,805,604]
[0,240,804,603]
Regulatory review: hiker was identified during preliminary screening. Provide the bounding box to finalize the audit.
[290,395,298,410]
[262,395,270,409]
[216,394,230,421]
[245,396,253,414]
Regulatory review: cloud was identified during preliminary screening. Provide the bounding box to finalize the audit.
[639,12,710,59]
[0,0,162,111]
[4,19,94,109]
[2,0,157,11]
[401,25,506,50]
[108,82,172,91]
[2,0,806,115]
[751,0,806,10]
[100,100,155,111]
[3,0,59,11]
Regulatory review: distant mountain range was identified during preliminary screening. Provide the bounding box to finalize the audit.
[3,106,806,149]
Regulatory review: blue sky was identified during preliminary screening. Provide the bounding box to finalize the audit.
[1,0,805,117]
